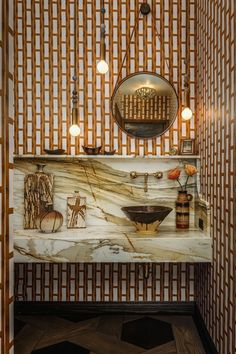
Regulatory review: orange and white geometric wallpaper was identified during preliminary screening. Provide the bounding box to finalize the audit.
[14,0,196,156]
[0,0,14,353]
[196,1,236,353]
[15,263,195,302]
[13,0,197,306]
[12,2,236,354]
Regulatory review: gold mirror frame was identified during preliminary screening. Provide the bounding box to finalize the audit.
[111,71,179,140]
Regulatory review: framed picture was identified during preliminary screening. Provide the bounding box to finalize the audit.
[180,139,195,155]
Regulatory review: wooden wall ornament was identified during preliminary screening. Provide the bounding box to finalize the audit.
[67,192,86,229]
[24,164,54,229]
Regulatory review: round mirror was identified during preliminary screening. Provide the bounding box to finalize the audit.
[111,72,178,139]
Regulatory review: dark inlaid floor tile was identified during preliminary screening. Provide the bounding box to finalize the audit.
[57,313,98,323]
[121,316,174,350]
[31,341,90,354]
[15,318,27,336]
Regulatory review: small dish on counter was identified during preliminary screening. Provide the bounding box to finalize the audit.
[44,149,66,155]
[82,146,102,155]
[103,149,116,155]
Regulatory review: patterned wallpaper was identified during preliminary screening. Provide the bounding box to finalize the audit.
[15,263,195,302]
[0,0,14,353]
[12,2,236,353]
[196,1,236,353]
[14,0,196,156]
[13,0,198,306]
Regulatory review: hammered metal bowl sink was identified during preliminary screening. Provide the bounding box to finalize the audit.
[121,205,172,234]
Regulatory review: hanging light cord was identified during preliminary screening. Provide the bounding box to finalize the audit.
[69,0,81,137]
[101,0,105,35]
[100,0,106,60]
[72,0,78,107]
[184,3,190,106]
[114,4,170,89]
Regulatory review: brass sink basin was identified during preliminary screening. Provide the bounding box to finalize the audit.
[121,205,172,234]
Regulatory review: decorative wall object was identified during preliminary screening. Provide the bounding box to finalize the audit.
[36,204,63,233]
[0,0,14,352]
[24,164,54,229]
[14,0,196,156]
[179,139,195,155]
[196,1,236,353]
[14,263,195,302]
[67,192,86,229]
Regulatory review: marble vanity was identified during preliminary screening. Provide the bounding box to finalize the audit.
[13,155,212,263]
[14,225,211,263]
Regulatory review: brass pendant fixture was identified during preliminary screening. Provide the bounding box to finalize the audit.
[69,1,81,137]
[181,71,193,121]
[97,1,109,74]
[69,76,81,137]
[181,8,192,121]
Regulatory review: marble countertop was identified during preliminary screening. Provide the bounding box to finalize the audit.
[14,225,212,263]
[14,155,200,159]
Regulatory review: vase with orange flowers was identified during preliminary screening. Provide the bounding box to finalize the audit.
[168,164,198,229]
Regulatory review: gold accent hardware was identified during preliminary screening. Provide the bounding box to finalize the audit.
[143,263,151,279]
[130,171,163,192]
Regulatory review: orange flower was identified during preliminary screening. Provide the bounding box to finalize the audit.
[185,164,198,176]
[168,168,181,180]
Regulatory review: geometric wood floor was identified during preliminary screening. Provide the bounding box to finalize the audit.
[15,314,206,354]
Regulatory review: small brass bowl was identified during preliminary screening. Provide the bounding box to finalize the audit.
[104,149,116,155]
[82,146,102,155]
[44,149,66,155]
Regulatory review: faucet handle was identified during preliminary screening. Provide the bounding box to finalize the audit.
[130,171,137,179]
[153,171,163,179]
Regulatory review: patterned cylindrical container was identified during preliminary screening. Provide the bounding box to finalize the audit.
[176,191,192,229]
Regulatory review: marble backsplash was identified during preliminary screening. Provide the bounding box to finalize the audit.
[14,158,198,230]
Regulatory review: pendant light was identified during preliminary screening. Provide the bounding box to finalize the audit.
[97,1,109,74]
[69,77,81,137]
[181,7,192,121]
[69,2,81,137]
[181,71,193,121]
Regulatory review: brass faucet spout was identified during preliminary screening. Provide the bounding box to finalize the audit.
[129,171,163,193]
[144,173,149,193]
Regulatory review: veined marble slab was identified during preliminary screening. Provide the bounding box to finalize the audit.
[14,158,210,264]
[14,158,198,230]
[14,226,212,263]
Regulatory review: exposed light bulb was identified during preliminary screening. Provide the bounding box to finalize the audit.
[97,59,109,74]
[181,107,193,120]
[69,124,81,137]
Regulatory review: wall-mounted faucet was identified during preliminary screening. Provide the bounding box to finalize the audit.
[130,170,163,192]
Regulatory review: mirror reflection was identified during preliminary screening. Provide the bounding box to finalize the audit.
[111,72,178,139]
